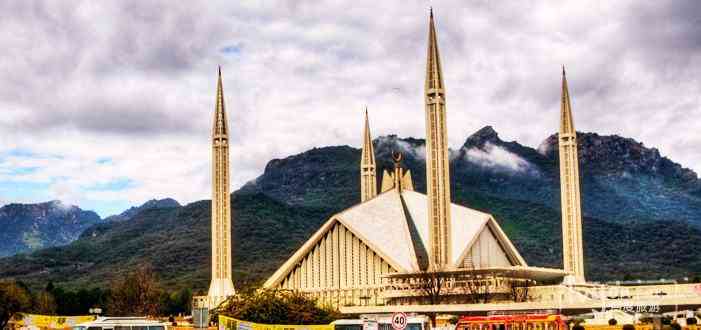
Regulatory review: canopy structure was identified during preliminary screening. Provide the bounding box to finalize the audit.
[386,266,568,282]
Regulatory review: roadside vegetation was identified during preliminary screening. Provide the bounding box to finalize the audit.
[214,289,342,325]
[0,265,192,319]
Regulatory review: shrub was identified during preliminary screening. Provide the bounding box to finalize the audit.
[216,289,342,325]
[0,281,32,329]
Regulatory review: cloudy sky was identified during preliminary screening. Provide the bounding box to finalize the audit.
[1,1,700,217]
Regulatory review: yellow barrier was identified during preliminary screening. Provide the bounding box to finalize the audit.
[582,326,653,330]
[218,315,334,330]
[582,325,701,330]
[10,313,96,330]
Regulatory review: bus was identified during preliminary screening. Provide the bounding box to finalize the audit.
[457,314,567,330]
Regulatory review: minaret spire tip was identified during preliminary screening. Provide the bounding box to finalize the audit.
[430,7,433,18]
[360,105,377,202]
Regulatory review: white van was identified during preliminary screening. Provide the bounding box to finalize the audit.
[73,317,168,330]
[332,315,430,330]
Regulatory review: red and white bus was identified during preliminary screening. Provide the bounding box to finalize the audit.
[457,314,567,330]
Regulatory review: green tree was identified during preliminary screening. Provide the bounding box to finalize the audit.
[33,290,57,315]
[159,288,192,316]
[171,288,192,315]
[107,265,162,316]
[52,286,108,316]
[0,281,32,329]
[216,289,341,325]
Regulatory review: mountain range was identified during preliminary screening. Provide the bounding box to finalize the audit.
[1,126,700,291]
[0,201,101,257]
[103,198,181,222]
[0,198,181,257]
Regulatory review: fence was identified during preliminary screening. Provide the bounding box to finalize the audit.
[582,325,701,330]
[218,315,334,330]
[9,313,96,330]
[582,326,653,330]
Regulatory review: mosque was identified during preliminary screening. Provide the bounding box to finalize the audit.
[261,11,580,308]
[199,10,701,314]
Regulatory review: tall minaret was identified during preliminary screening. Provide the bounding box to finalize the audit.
[208,67,236,302]
[559,67,585,283]
[360,107,377,202]
[424,9,452,269]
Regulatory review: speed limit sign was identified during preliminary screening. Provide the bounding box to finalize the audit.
[391,312,408,330]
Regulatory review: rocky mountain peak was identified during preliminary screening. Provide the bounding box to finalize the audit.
[463,126,502,149]
[0,201,101,256]
[140,198,180,210]
[539,132,698,185]
[104,198,181,222]
[0,200,82,219]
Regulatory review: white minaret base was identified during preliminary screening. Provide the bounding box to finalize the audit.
[562,274,578,286]
[207,279,236,308]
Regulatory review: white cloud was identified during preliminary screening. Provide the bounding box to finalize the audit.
[0,1,700,215]
[464,143,537,174]
[537,139,553,156]
[396,140,426,159]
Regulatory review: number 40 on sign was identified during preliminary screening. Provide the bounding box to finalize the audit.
[392,312,408,330]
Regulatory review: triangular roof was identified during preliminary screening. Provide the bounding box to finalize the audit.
[264,189,528,288]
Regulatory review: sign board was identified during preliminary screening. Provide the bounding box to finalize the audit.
[192,307,209,329]
[391,312,408,330]
[237,322,253,330]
